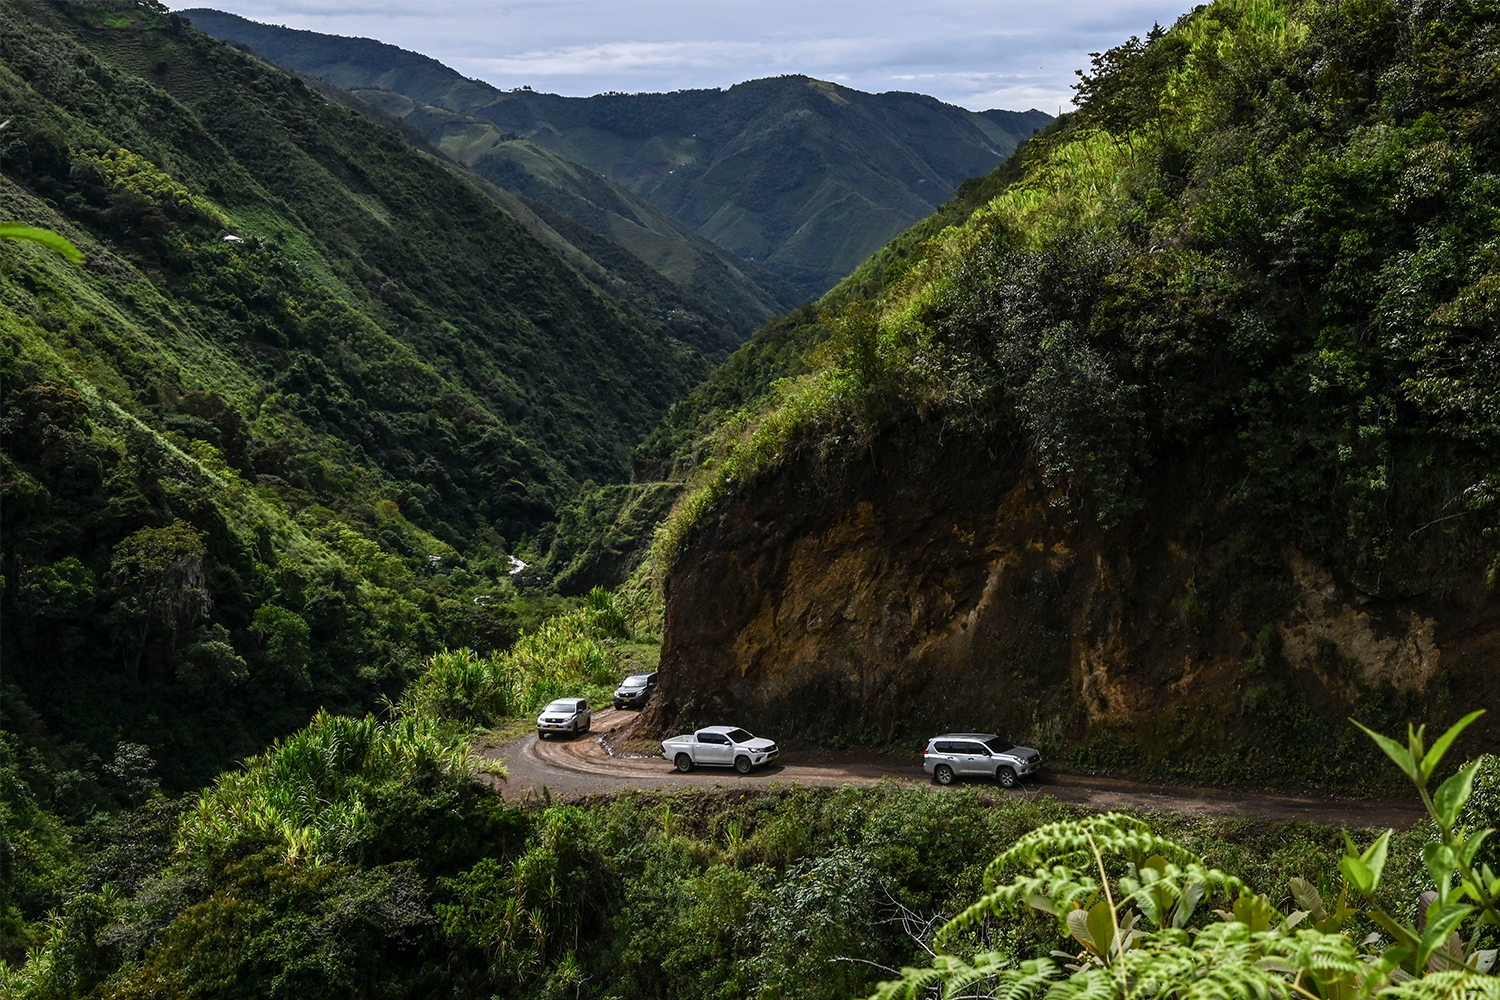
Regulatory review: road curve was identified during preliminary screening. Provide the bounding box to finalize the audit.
[482,708,1424,829]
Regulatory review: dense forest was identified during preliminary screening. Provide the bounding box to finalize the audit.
[5,0,1500,998]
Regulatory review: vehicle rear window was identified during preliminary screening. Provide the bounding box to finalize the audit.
[724,729,752,743]
[983,737,1014,753]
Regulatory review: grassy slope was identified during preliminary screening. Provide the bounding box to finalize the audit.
[0,1,702,789]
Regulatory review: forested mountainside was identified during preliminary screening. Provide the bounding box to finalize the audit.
[299,73,795,359]
[179,8,806,343]
[177,9,1053,297]
[641,0,1500,789]
[0,1,707,789]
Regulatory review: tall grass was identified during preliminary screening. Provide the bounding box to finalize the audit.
[402,588,633,726]
[177,710,473,864]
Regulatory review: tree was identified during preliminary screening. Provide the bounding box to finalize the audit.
[108,521,209,680]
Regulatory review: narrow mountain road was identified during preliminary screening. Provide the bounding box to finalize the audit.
[481,708,1425,829]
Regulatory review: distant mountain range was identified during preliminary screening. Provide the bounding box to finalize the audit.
[181,9,1053,297]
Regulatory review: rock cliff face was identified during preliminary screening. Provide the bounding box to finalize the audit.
[642,425,1498,782]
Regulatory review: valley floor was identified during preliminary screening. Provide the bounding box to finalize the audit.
[484,709,1424,829]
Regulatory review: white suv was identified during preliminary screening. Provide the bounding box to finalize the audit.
[536,698,591,738]
[923,733,1040,787]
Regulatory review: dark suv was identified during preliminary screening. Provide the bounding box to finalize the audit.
[923,733,1040,787]
[613,671,658,709]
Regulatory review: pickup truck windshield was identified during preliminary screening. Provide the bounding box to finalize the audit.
[983,737,1014,753]
[725,729,753,743]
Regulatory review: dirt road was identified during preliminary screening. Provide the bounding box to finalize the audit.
[483,708,1425,829]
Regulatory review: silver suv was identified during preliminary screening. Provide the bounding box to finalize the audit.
[923,733,1040,787]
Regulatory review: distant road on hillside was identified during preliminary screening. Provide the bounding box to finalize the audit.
[485,709,1425,829]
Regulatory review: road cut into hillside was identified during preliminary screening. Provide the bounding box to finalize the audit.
[482,708,1426,829]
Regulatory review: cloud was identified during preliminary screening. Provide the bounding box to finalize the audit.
[169,0,1195,110]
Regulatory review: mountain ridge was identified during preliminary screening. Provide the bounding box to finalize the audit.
[178,8,1053,295]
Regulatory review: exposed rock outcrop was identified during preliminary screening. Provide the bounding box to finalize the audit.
[643,425,1498,780]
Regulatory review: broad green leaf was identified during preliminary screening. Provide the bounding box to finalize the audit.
[1425,842,1458,898]
[1231,892,1279,932]
[1459,829,1493,870]
[1435,758,1485,829]
[1026,892,1058,916]
[1340,854,1373,895]
[1174,878,1205,929]
[1422,711,1486,780]
[1362,829,1392,890]
[1066,907,1095,951]
[1352,719,1419,782]
[1289,876,1326,922]
[1086,898,1115,957]
[0,222,84,261]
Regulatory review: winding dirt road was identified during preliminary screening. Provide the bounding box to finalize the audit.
[482,708,1425,829]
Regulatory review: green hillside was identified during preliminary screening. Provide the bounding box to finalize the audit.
[176,9,1053,297]
[644,0,1500,772]
[181,9,807,347]
[0,1,705,789]
[9,4,1500,1000]
[301,75,791,358]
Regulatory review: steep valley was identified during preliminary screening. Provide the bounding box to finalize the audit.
[178,8,1053,297]
[5,1,1500,998]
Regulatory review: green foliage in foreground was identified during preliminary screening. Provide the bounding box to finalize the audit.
[869,713,1500,1000]
[5,730,1438,1000]
[0,224,82,262]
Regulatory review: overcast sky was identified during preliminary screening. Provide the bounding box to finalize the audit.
[169,1,1195,112]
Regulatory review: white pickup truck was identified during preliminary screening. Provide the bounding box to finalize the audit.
[661,726,779,774]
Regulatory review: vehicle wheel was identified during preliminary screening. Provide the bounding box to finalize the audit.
[582,719,591,734]
[997,766,1018,788]
[538,732,547,740]
[934,764,954,786]
[675,753,693,773]
[734,755,752,774]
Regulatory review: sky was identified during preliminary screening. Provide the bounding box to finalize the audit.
[168,1,1196,113]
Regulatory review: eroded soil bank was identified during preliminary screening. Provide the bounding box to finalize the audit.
[643,424,1499,791]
